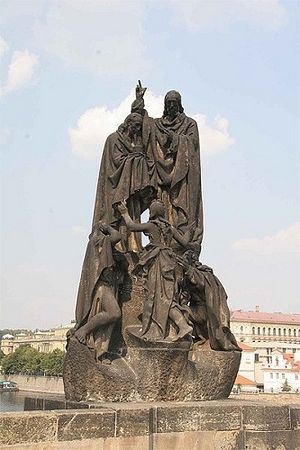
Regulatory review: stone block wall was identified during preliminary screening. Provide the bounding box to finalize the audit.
[0,400,299,449]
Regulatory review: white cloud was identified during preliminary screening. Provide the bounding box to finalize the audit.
[1,50,38,95]
[172,0,287,32]
[0,35,9,58]
[69,89,234,160]
[233,222,300,255]
[33,0,149,76]
[194,114,235,155]
[69,89,163,159]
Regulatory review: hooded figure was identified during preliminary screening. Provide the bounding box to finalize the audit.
[92,112,157,252]
[154,90,203,254]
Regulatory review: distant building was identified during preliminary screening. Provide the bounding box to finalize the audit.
[0,323,74,354]
[236,342,256,382]
[0,334,14,355]
[231,307,300,385]
[233,374,257,393]
[262,350,300,393]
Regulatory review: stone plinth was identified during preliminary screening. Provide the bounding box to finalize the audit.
[3,400,300,449]
[63,325,241,403]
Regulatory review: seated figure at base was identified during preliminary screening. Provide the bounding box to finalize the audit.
[118,199,193,342]
[177,250,241,352]
[71,222,128,363]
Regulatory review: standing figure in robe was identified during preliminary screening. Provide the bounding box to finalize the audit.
[132,83,203,255]
[154,90,203,254]
[92,111,157,252]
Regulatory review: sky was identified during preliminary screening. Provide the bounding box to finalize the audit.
[0,0,299,329]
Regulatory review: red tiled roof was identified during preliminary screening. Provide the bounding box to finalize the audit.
[238,342,254,351]
[283,353,294,362]
[293,362,300,372]
[231,310,300,325]
[234,374,256,386]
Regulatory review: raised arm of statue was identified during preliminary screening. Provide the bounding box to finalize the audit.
[131,80,147,114]
[118,201,153,234]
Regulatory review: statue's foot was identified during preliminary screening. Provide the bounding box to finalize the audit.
[174,324,193,341]
[74,329,87,345]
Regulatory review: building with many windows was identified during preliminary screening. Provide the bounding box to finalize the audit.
[262,350,300,393]
[0,323,74,355]
[231,307,300,384]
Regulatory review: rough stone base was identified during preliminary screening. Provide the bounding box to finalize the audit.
[1,400,300,449]
[63,326,241,402]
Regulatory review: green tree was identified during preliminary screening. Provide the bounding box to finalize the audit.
[0,349,5,363]
[1,346,30,374]
[40,349,65,376]
[1,346,65,376]
[281,379,292,392]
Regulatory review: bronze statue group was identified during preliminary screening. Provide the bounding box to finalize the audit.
[69,82,241,364]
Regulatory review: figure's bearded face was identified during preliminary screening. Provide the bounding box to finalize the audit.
[128,121,142,138]
[166,99,179,118]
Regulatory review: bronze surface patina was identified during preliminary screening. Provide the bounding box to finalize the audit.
[64,81,241,402]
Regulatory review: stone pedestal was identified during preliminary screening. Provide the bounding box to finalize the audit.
[63,325,241,403]
[5,399,300,449]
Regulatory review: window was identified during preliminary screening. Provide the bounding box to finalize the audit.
[294,329,296,337]
[282,348,286,353]
[255,354,259,363]
[282,373,285,379]
[278,329,281,336]
[273,328,276,336]
[283,329,286,336]
[298,330,300,337]
[268,328,271,335]
[288,329,291,337]
[276,373,279,379]
[295,374,299,380]
[263,327,266,335]
[257,327,261,335]
[276,357,279,366]
[270,373,273,379]
[240,326,243,333]
[252,327,255,335]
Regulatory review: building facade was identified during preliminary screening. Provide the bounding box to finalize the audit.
[262,350,300,393]
[0,323,74,355]
[231,307,300,385]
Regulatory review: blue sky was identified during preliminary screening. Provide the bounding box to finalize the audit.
[0,0,299,329]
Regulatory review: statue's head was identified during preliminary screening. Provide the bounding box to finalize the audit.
[149,199,166,219]
[163,90,184,119]
[123,113,143,138]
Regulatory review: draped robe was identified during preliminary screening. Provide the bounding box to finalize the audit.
[154,113,203,253]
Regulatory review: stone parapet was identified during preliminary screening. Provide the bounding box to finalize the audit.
[1,400,300,449]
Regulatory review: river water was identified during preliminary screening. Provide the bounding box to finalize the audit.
[0,391,26,412]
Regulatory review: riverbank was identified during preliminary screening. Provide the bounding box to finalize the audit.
[4,374,64,394]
